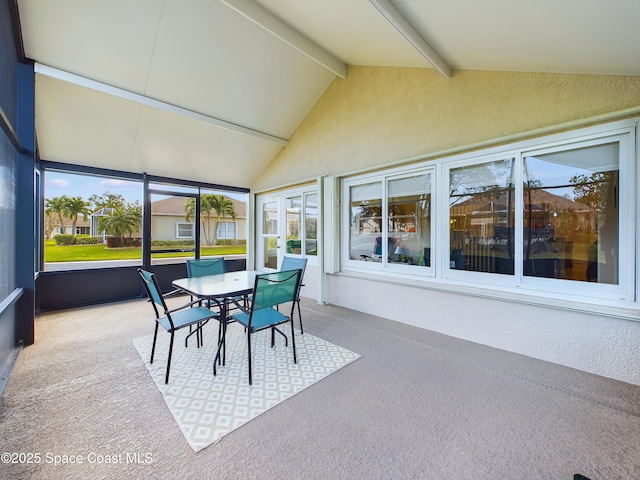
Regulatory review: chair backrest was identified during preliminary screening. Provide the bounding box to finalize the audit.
[251,269,301,312]
[281,256,307,281]
[186,258,225,278]
[138,268,168,316]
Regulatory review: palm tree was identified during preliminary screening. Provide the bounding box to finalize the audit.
[185,194,236,245]
[99,204,142,246]
[209,194,236,245]
[63,196,91,240]
[45,195,69,235]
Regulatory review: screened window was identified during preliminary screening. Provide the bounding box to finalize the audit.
[44,170,143,271]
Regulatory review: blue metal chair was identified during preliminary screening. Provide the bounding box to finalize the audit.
[225,269,301,385]
[185,258,226,346]
[138,268,219,384]
[186,258,225,277]
[281,256,308,333]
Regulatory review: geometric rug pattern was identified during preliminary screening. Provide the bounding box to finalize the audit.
[133,322,361,452]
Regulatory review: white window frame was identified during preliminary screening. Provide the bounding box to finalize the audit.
[343,165,435,278]
[216,221,237,239]
[176,222,194,239]
[341,119,637,308]
[284,188,319,262]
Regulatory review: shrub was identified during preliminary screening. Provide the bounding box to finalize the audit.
[76,236,101,245]
[107,237,141,248]
[54,234,74,245]
[209,239,246,246]
[151,240,195,247]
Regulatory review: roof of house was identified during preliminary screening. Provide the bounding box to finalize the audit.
[151,195,247,218]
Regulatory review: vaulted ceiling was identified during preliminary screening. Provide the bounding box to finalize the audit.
[17,0,640,189]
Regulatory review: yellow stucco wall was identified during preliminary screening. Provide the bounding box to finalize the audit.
[253,67,640,191]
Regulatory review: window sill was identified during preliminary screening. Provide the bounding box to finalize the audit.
[335,269,640,322]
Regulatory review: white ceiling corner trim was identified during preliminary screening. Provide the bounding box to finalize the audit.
[221,0,347,79]
[369,0,451,79]
[34,63,289,147]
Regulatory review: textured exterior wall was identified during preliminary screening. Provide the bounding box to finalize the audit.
[330,275,640,386]
[253,67,640,191]
[254,67,640,385]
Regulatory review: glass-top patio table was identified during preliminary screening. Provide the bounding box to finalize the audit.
[172,270,263,368]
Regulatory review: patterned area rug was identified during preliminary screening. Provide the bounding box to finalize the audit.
[133,322,360,452]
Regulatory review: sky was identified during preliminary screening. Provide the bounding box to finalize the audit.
[44,171,247,207]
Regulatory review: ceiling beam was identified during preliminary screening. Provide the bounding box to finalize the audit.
[34,63,289,147]
[369,0,452,79]
[222,0,347,79]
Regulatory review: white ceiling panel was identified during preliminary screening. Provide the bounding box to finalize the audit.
[145,0,274,119]
[17,0,640,191]
[232,39,337,138]
[258,0,429,67]
[202,131,284,188]
[395,0,640,75]
[129,106,225,183]
[34,75,141,171]
[19,0,163,93]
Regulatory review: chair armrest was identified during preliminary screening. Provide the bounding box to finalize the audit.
[165,298,214,314]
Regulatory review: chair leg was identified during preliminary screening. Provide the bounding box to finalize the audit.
[296,298,304,334]
[165,331,175,384]
[150,322,159,364]
[247,330,253,385]
[290,317,297,364]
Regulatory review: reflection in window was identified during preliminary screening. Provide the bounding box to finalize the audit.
[523,143,619,284]
[262,200,278,269]
[349,182,382,261]
[449,159,515,274]
[304,193,318,256]
[286,196,302,254]
[388,174,431,267]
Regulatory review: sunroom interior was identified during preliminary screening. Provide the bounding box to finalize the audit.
[2,0,640,417]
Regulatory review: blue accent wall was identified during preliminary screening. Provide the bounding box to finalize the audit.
[0,0,20,373]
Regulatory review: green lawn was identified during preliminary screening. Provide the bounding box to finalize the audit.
[44,240,246,263]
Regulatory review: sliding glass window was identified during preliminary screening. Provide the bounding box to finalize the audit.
[285,191,318,258]
[341,120,636,306]
[448,158,515,275]
[522,142,622,285]
[345,169,433,274]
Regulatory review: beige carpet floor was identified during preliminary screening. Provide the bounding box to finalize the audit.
[1,296,640,480]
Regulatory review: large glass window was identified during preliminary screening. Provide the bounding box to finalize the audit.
[523,143,619,284]
[197,189,246,257]
[304,193,318,256]
[341,121,635,306]
[388,173,432,267]
[349,181,382,262]
[44,170,143,271]
[449,158,515,275]
[346,171,433,273]
[286,196,302,254]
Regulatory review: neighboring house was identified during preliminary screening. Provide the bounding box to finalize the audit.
[150,196,246,243]
[89,207,114,242]
[45,212,90,238]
